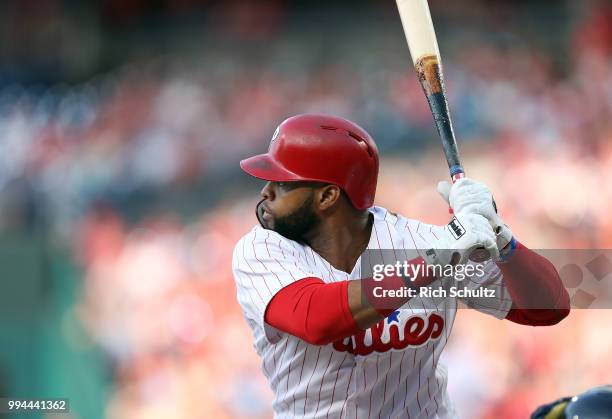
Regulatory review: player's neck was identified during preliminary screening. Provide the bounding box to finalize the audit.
[305,211,373,274]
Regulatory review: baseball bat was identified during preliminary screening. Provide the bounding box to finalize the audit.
[396,0,492,261]
[395,0,464,182]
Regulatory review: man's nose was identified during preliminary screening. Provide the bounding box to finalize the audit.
[260,182,275,200]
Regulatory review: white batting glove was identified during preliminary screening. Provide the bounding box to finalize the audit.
[437,178,513,252]
[424,213,499,267]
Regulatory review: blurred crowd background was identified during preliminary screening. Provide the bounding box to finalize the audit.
[0,0,611,418]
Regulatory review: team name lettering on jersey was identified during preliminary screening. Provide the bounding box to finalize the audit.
[333,312,444,356]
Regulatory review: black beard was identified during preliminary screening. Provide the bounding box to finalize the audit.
[256,193,320,243]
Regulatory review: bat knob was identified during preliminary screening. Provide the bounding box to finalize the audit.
[469,247,492,263]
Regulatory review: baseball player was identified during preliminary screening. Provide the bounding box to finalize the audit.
[531,385,612,419]
[232,113,570,418]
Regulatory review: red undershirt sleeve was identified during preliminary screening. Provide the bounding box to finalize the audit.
[500,241,570,326]
[264,277,359,346]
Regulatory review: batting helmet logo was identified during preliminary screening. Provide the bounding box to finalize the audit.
[270,125,281,145]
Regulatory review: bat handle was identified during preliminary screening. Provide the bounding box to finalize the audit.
[447,166,493,263]
[415,58,491,262]
[449,165,465,183]
[447,165,465,214]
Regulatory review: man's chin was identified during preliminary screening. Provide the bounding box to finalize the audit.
[254,197,317,242]
[261,219,274,230]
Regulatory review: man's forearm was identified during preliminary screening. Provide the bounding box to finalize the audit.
[348,279,399,330]
[499,241,570,325]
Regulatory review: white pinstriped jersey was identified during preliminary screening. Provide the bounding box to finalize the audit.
[232,206,513,418]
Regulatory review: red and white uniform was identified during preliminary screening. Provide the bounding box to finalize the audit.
[232,206,513,418]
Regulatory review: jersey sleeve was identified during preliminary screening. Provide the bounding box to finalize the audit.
[456,259,514,319]
[232,227,314,342]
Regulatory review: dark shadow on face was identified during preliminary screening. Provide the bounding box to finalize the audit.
[256,191,320,243]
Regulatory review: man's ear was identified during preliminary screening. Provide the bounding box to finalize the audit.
[317,185,342,211]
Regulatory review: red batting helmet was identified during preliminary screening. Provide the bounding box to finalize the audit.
[240,114,379,209]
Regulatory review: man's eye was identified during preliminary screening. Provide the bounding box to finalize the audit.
[278,182,296,189]
[276,181,305,191]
